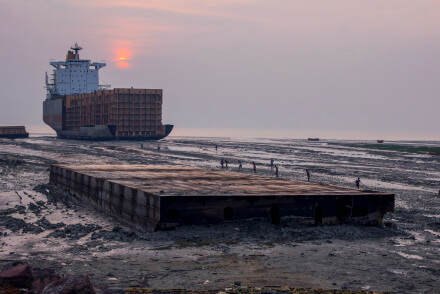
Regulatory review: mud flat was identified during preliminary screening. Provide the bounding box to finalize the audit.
[0,136,439,293]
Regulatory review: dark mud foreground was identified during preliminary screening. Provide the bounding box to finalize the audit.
[0,136,439,294]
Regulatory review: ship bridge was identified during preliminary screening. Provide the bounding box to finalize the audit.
[46,43,107,98]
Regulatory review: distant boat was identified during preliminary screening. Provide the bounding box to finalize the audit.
[377,140,384,143]
[308,138,319,141]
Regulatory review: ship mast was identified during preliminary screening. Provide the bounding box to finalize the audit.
[71,43,83,59]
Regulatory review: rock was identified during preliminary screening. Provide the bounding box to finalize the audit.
[42,275,96,294]
[0,205,26,216]
[47,223,102,240]
[0,216,43,233]
[0,263,34,289]
[33,184,74,208]
[36,200,46,207]
[36,217,65,230]
[32,267,61,294]
[28,202,42,215]
[384,222,394,228]
[112,226,122,232]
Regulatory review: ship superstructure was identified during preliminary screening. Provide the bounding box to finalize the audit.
[46,43,107,98]
[43,44,173,140]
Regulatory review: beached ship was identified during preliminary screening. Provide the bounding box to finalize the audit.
[0,126,29,139]
[43,44,173,140]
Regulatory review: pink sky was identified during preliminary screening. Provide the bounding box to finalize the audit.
[1,0,440,139]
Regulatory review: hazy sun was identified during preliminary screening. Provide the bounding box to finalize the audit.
[117,57,130,68]
[115,48,132,68]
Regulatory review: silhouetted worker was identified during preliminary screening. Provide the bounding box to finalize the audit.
[225,160,228,169]
[140,144,143,149]
[238,160,243,171]
[157,144,160,151]
[253,161,257,173]
[355,177,361,189]
[306,169,310,182]
[275,165,279,178]
[215,145,218,152]
[220,159,224,168]
[270,159,274,170]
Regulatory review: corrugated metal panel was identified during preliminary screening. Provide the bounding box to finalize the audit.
[0,126,27,135]
[65,88,165,137]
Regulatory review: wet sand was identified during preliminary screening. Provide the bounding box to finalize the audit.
[0,136,439,293]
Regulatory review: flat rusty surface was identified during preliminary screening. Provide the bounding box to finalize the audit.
[54,164,392,197]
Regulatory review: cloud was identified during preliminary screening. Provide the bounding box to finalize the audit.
[67,0,257,21]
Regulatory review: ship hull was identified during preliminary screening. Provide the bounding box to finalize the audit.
[54,125,173,140]
[0,133,29,139]
[43,89,173,141]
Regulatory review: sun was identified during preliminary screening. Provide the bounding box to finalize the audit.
[115,48,132,68]
[117,57,130,68]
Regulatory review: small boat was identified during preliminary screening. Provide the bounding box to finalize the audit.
[377,140,384,143]
[308,138,319,141]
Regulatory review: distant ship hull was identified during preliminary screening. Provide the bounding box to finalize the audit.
[43,88,173,141]
[0,133,29,139]
[53,125,173,141]
[0,126,29,139]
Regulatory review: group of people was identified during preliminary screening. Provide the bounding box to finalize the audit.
[147,144,363,188]
[220,159,228,169]
[219,155,363,188]
[220,159,279,177]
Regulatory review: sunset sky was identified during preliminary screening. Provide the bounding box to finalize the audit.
[1,0,439,139]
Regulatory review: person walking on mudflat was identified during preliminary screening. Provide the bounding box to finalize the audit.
[220,159,224,168]
[275,165,279,178]
[355,177,361,189]
[270,159,274,170]
[225,160,228,169]
[238,160,243,171]
[306,169,310,182]
[253,161,257,173]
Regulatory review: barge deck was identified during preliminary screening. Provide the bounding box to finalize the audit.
[50,165,395,232]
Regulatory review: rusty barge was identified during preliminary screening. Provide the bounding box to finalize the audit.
[0,126,29,139]
[43,44,173,140]
[50,164,395,232]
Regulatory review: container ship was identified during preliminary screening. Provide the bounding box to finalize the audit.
[43,44,173,140]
